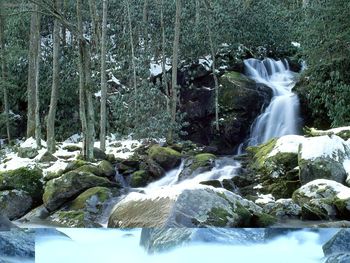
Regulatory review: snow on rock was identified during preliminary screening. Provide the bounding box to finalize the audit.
[299,135,350,162]
[198,55,213,71]
[255,194,275,205]
[268,135,305,157]
[64,134,82,144]
[295,179,350,200]
[20,137,47,149]
[149,61,171,77]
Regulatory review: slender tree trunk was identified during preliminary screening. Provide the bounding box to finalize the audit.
[47,0,61,153]
[125,0,137,94]
[88,0,101,46]
[34,28,41,148]
[0,4,10,143]
[100,0,108,152]
[142,0,148,48]
[77,0,88,159]
[61,0,67,47]
[169,0,182,143]
[159,0,171,139]
[27,3,41,139]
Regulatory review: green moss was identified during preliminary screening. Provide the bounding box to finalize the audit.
[97,160,115,177]
[205,207,230,227]
[69,187,112,210]
[246,138,277,169]
[0,167,43,204]
[253,213,277,227]
[130,170,149,188]
[64,160,88,173]
[334,198,350,219]
[235,203,253,227]
[75,165,102,176]
[54,210,85,227]
[148,145,181,170]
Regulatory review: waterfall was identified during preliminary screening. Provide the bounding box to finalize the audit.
[243,58,301,147]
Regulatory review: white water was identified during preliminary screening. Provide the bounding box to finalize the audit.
[244,58,300,146]
[35,228,330,263]
[145,158,240,192]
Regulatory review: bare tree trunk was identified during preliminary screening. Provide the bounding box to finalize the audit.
[169,0,182,144]
[125,0,137,94]
[0,4,10,143]
[34,27,41,148]
[142,0,148,48]
[77,0,88,159]
[88,0,101,46]
[27,3,41,139]
[47,0,61,153]
[100,0,108,152]
[61,0,67,47]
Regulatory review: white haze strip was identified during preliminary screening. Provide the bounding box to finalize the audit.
[35,229,328,263]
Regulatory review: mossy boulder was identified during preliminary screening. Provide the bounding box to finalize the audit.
[0,190,33,220]
[108,186,274,228]
[262,198,301,219]
[148,146,182,171]
[0,167,43,204]
[64,160,89,173]
[298,135,350,185]
[38,151,58,163]
[179,153,217,181]
[246,136,302,199]
[130,170,149,188]
[43,171,113,211]
[62,145,81,152]
[17,147,39,159]
[292,179,350,220]
[74,164,102,176]
[97,160,115,177]
[93,147,107,160]
[69,186,114,211]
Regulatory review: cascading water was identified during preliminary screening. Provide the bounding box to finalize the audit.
[243,58,301,147]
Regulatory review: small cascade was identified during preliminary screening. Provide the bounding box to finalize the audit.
[242,58,301,147]
[115,169,128,188]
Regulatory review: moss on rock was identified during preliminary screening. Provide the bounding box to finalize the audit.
[148,146,182,170]
[69,187,112,210]
[130,170,149,188]
[0,167,43,204]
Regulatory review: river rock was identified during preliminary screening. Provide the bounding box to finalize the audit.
[292,179,350,220]
[324,254,350,263]
[148,145,182,171]
[140,228,265,254]
[262,198,301,218]
[0,190,32,220]
[298,135,350,185]
[0,229,35,258]
[323,229,350,259]
[0,215,18,231]
[0,167,43,205]
[43,170,114,211]
[178,153,216,181]
[108,185,275,228]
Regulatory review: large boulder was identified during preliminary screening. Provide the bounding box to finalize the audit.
[140,228,265,254]
[0,167,43,205]
[292,179,350,220]
[148,146,182,171]
[298,135,350,185]
[245,135,304,199]
[180,70,272,154]
[43,170,114,211]
[0,190,33,220]
[178,153,217,181]
[0,215,18,231]
[323,229,350,262]
[108,185,275,228]
[0,229,35,258]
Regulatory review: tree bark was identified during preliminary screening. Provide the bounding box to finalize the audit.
[27,2,41,139]
[47,0,61,153]
[100,0,108,152]
[169,0,181,143]
[34,23,41,148]
[125,0,137,94]
[0,3,10,143]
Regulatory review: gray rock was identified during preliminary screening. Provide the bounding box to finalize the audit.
[17,147,38,159]
[323,229,350,257]
[0,215,18,231]
[0,190,33,220]
[324,253,350,263]
[0,229,34,258]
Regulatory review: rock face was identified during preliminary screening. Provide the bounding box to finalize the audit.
[323,229,350,262]
[0,190,32,220]
[292,179,350,220]
[0,229,35,258]
[179,153,217,181]
[180,71,272,154]
[0,167,43,205]
[43,170,114,211]
[108,186,275,228]
[298,135,350,185]
[0,215,18,231]
[140,228,265,254]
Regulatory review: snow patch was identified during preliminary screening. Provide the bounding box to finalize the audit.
[255,194,275,205]
[299,179,350,200]
[20,137,47,148]
[268,135,305,157]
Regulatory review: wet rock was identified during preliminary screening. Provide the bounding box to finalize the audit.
[148,146,182,171]
[38,151,58,163]
[323,229,350,257]
[179,153,216,181]
[262,198,301,219]
[0,229,34,258]
[108,186,275,228]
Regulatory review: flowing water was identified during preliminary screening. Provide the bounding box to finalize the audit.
[243,58,301,147]
[35,228,334,263]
